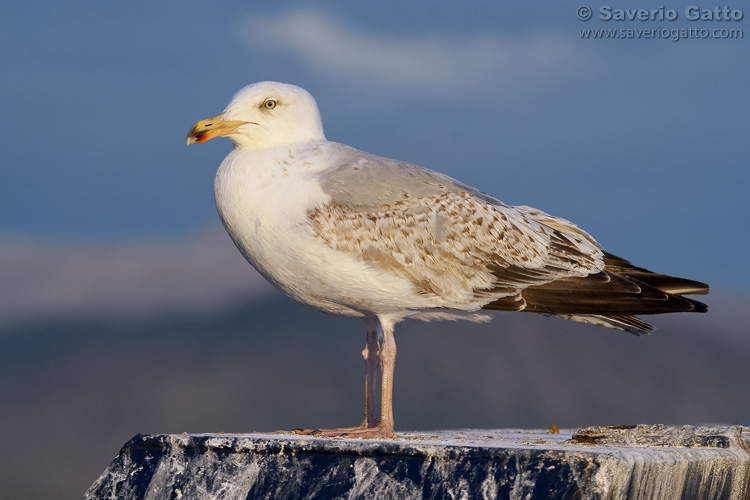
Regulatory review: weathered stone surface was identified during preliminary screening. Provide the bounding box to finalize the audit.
[83,425,750,500]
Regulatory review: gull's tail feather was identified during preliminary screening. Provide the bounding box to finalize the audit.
[482,252,709,336]
[602,252,710,296]
[553,314,655,336]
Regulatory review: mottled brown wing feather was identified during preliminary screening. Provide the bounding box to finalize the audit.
[308,192,603,306]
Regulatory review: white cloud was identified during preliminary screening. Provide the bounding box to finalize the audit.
[240,9,580,95]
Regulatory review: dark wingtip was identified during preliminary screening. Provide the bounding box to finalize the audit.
[687,298,709,313]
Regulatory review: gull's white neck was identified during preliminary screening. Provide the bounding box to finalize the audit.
[215,140,332,215]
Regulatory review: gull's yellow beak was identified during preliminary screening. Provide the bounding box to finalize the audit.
[186,113,250,145]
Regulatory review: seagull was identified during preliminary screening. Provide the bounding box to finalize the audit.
[187,81,709,439]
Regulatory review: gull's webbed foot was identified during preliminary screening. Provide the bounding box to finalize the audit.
[293,421,394,439]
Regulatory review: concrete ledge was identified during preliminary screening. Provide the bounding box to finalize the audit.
[83,425,750,500]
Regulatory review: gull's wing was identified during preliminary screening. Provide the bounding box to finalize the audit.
[311,147,605,308]
[310,144,708,334]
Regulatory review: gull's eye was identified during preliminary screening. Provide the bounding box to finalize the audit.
[262,99,277,110]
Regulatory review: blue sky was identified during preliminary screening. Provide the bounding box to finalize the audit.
[1,1,748,290]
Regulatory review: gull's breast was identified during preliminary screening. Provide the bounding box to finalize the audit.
[213,148,426,317]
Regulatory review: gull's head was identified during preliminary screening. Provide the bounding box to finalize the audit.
[186,81,325,150]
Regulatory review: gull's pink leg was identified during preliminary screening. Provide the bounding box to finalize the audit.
[294,318,396,438]
[371,320,396,436]
[362,326,380,428]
